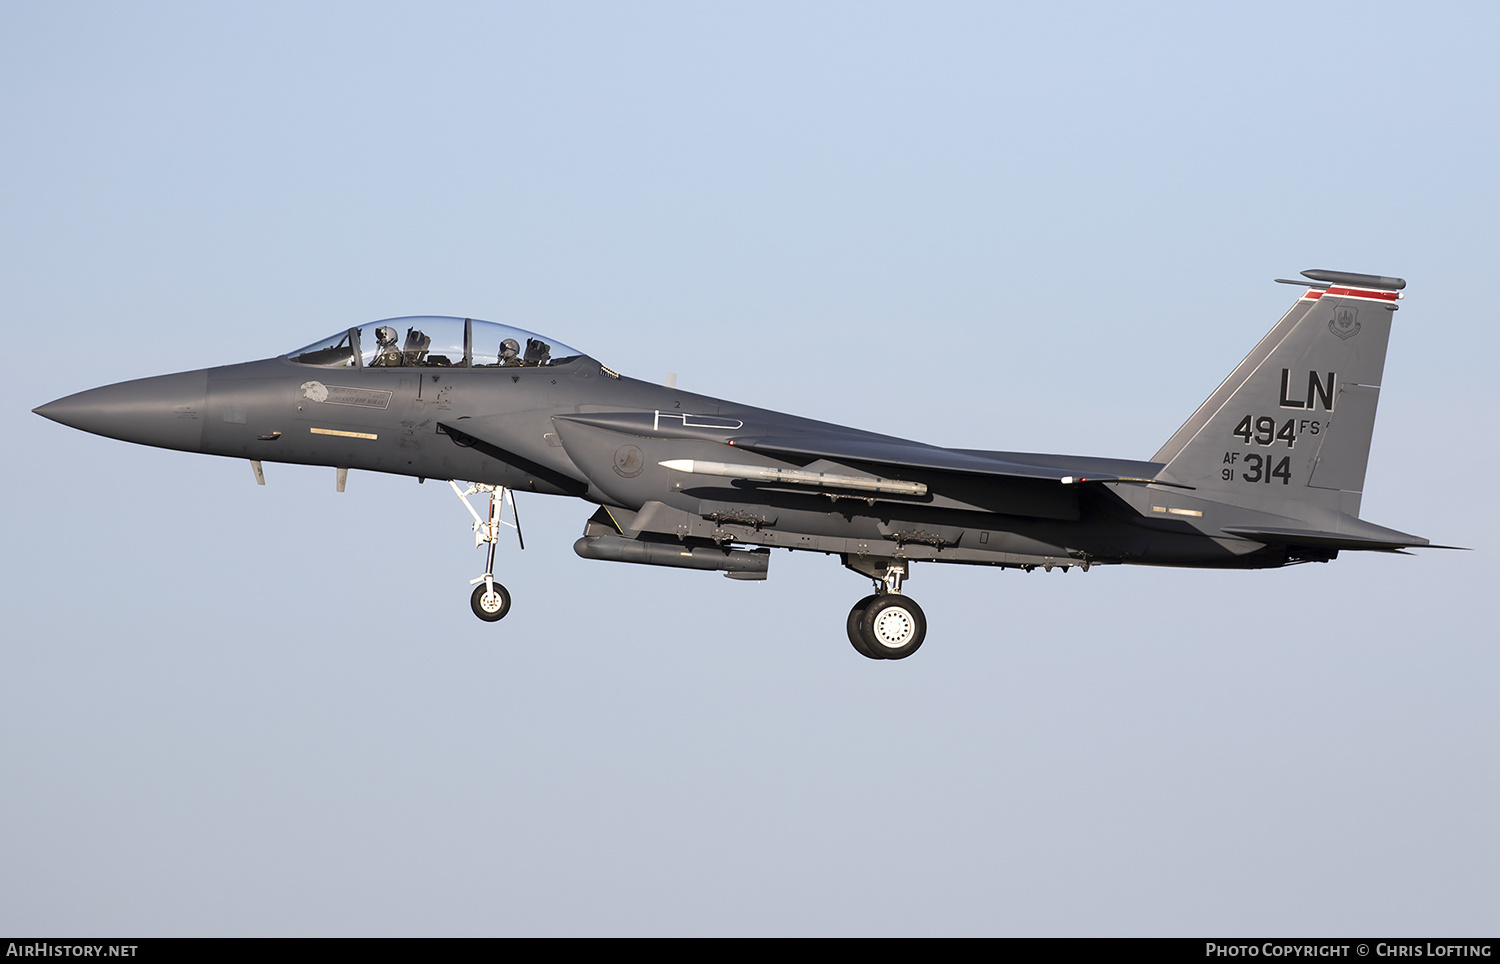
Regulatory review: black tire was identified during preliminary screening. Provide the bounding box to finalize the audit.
[470,582,511,622]
[859,594,927,659]
[846,594,884,659]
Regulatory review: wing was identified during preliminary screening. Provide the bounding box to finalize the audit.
[552,411,1171,486]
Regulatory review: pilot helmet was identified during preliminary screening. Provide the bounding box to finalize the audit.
[375,326,398,348]
[499,338,520,358]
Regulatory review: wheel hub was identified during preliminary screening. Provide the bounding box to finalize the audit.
[871,607,916,648]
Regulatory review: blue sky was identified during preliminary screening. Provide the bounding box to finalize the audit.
[3,1,1495,935]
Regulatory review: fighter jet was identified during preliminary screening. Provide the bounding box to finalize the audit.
[34,269,1438,659]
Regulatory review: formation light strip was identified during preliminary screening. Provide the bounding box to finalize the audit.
[311,427,378,440]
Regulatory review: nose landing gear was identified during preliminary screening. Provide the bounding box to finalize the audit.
[450,481,523,623]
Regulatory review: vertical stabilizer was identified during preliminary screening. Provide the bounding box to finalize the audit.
[1152,271,1403,523]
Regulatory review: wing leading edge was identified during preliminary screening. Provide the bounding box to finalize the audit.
[726,434,1171,487]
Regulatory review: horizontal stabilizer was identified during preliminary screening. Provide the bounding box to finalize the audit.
[1220,522,1430,551]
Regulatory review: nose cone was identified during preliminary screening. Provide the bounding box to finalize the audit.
[34,369,209,452]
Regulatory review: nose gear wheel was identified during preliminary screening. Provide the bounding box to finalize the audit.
[470,581,512,622]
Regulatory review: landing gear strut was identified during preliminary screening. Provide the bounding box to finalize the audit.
[450,481,524,623]
[844,561,927,660]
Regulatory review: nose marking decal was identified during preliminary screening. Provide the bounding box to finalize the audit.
[300,381,393,409]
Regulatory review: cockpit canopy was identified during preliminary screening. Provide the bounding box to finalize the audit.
[286,317,585,370]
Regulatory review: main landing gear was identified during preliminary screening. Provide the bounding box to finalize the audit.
[449,481,523,623]
[845,562,927,660]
